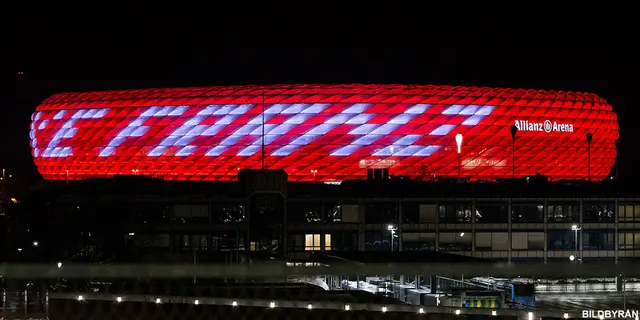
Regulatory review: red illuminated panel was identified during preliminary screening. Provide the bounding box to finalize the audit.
[30,84,619,182]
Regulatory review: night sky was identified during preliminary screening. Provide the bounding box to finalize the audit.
[4,6,638,190]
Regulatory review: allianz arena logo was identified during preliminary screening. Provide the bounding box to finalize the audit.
[514,120,574,133]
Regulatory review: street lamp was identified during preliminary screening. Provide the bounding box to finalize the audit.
[57,262,62,268]
[387,224,397,252]
[572,225,581,261]
[455,134,463,178]
[32,241,39,247]
[311,169,318,182]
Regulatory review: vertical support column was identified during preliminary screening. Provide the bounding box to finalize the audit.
[283,196,288,257]
[169,205,176,253]
[471,198,476,253]
[321,201,327,252]
[615,199,619,264]
[208,196,214,253]
[543,198,548,263]
[508,198,512,263]
[245,198,251,252]
[398,198,404,252]
[358,201,366,251]
[579,198,584,262]
[435,201,440,252]
[430,276,437,294]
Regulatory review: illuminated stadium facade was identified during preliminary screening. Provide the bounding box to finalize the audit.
[29,84,619,182]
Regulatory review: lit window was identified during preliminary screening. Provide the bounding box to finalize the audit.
[305,234,331,251]
[325,234,332,251]
[250,241,256,251]
[305,234,320,251]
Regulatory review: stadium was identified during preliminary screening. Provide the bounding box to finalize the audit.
[29,84,619,182]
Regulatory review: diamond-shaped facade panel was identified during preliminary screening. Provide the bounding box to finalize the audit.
[30,84,619,182]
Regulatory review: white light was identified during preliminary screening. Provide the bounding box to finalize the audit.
[269,301,275,308]
[345,304,350,311]
[571,225,579,231]
[564,313,569,319]
[116,297,122,303]
[155,298,161,304]
[569,255,575,261]
[32,241,39,247]
[128,232,135,236]
[460,232,465,237]
[194,300,199,305]
[77,295,84,301]
[387,225,395,230]
[232,301,238,307]
[492,310,497,316]
[528,312,534,320]
[307,303,312,310]
[17,248,22,252]
[455,309,461,315]
[57,262,62,268]
[419,308,425,314]
[455,133,463,153]
[382,306,387,313]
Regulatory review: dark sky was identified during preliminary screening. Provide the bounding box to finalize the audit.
[3,5,638,187]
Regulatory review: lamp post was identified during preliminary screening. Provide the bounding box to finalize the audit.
[510,125,518,179]
[572,225,581,262]
[387,225,397,252]
[455,134,463,178]
[586,133,592,182]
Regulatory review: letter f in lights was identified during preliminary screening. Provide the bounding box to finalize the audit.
[455,134,463,154]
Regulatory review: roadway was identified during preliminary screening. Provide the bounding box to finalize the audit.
[537,292,640,311]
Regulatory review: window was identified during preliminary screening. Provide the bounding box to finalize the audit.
[548,230,575,250]
[439,232,471,251]
[582,231,614,250]
[365,203,398,223]
[511,204,543,223]
[211,204,245,223]
[439,203,472,223]
[304,233,331,251]
[403,232,436,251]
[619,205,640,222]
[324,234,331,251]
[305,234,321,251]
[547,203,579,222]
[584,203,614,223]
[511,232,544,250]
[365,231,391,251]
[475,232,508,250]
[618,232,640,249]
[330,232,357,251]
[288,203,322,223]
[173,205,208,224]
[177,234,207,251]
[475,203,508,223]
[402,202,419,223]
[324,204,343,223]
